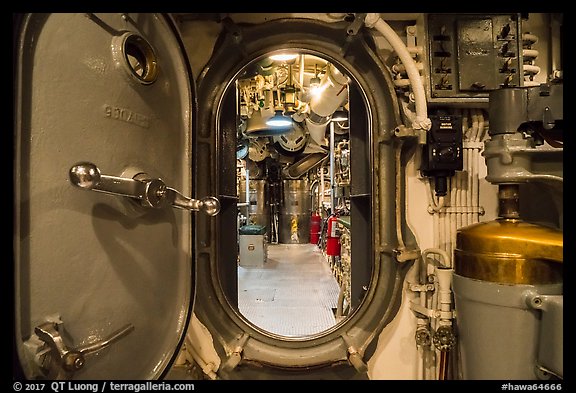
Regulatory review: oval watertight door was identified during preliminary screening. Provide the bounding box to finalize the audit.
[14,13,212,380]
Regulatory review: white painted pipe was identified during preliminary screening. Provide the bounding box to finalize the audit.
[429,281,438,379]
[393,78,412,88]
[184,338,219,380]
[470,108,480,147]
[456,161,462,233]
[464,145,470,228]
[449,176,457,255]
[438,207,445,253]
[306,118,329,146]
[417,347,425,380]
[522,32,539,44]
[456,111,466,231]
[467,148,473,227]
[309,63,349,117]
[467,111,477,227]
[299,54,305,88]
[435,266,454,327]
[422,247,451,268]
[320,162,325,212]
[245,169,250,217]
[522,49,539,59]
[416,254,429,380]
[306,63,349,147]
[427,178,445,212]
[478,109,487,142]
[432,202,439,246]
[470,147,476,227]
[392,62,424,74]
[471,148,479,224]
[523,64,541,75]
[466,109,480,225]
[364,13,431,132]
[473,110,485,223]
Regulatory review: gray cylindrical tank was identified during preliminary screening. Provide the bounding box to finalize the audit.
[239,179,269,231]
[452,275,562,379]
[453,219,563,379]
[279,179,311,244]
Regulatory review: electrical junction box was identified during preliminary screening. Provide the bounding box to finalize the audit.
[421,115,463,174]
[423,13,524,105]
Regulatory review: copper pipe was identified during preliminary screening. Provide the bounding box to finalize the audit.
[438,350,449,380]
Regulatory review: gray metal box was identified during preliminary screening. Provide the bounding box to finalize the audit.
[239,234,267,267]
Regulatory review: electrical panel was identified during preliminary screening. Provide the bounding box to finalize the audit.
[424,14,523,104]
[420,115,463,196]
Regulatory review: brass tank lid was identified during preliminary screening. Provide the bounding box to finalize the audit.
[455,218,563,284]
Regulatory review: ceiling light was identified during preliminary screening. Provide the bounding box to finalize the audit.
[269,53,298,62]
[266,110,293,127]
[331,108,348,122]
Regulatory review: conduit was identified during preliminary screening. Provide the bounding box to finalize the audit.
[364,13,431,133]
[420,108,487,379]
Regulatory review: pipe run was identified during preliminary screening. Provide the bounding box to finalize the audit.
[364,13,431,132]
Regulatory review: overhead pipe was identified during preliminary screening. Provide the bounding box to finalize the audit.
[283,152,328,179]
[306,63,349,146]
[364,13,431,134]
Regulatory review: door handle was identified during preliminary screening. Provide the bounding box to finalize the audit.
[34,321,134,377]
[69,162,220,216]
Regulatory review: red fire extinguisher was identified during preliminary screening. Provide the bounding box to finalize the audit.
[310,212,321,245]
[326,215,341,256]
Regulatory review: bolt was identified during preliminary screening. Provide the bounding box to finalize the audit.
[74,357,85,370]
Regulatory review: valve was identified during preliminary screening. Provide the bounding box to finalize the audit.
[433,325,456,351]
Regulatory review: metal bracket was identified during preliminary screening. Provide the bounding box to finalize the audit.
[341,333,367,373]
[346,13,367,36]
[341,14,367,56]
[220,16,247,57]
[394,124,427,144]
[394,247,420,263]
[221,333,250,372]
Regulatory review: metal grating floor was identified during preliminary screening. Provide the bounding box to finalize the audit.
[238,243,341,337]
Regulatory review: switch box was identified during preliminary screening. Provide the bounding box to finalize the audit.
[420,115,463,196]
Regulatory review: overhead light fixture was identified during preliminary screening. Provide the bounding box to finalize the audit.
[309,76,321,87]
[283,64,296,115]
[331,108,348,122]
[266,110,293,128]
[309,64,322,96]
[269,53,298,62]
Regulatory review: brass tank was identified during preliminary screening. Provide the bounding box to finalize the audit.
[455,218,563,285]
